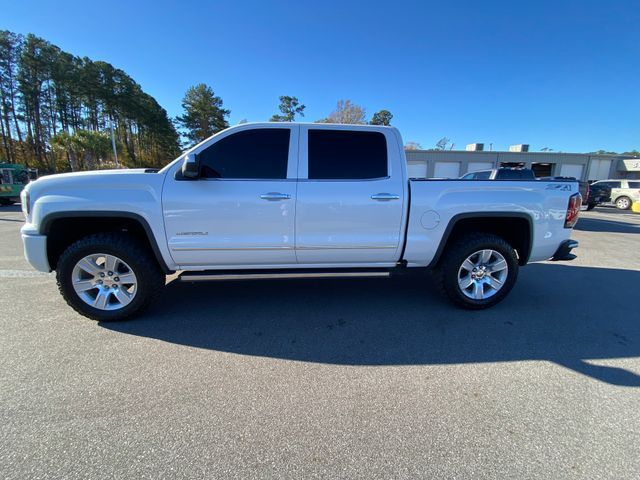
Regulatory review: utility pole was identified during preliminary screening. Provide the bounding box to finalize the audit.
[109,119,119,167]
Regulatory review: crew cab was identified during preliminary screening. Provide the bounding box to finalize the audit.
[20,123,581,321]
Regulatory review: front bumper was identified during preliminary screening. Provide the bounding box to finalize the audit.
[551,239,579,261]
[21,230,50,272]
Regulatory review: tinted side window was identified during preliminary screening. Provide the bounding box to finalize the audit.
[497,169,535,180]
[474,171,492,180]
[496,169,520,180]
[608,181,622,188]
[628,181,640,188]
[199,129,290,179]
[461,172,475,180]
[308,130,387,180]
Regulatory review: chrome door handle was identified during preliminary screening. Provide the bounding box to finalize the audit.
[260,192,291,201]
[371,193,400,201]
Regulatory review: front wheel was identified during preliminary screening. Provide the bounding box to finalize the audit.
[615,196,632,210]
[435,234,519,310]
[56,233,165,321]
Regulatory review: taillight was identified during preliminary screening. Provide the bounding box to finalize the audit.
[565,193,582,228]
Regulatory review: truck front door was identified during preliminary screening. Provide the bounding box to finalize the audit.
[162,125,298,267]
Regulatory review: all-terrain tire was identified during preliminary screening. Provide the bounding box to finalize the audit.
[56,232,165,321]
[434,233,519,310]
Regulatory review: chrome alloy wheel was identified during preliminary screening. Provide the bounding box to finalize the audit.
[71,254,138,310]
[616,197,631,209]
[457,249,509,300]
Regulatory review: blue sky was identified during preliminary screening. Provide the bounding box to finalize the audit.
[3,0,639,152]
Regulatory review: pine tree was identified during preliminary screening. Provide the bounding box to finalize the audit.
[0,30,180,171]
[270,95,305,122]
[370,109,393,126]
[176,84,229,146]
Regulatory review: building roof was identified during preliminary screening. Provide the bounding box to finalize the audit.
[405,150,637,159]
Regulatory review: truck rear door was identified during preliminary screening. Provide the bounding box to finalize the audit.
[295,126,405,264]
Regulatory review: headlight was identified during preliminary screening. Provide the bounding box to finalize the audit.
[21,189,30,218]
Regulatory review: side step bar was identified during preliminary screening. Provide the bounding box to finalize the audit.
[179,269,391,282]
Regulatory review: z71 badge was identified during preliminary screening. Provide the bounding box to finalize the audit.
[545,183,572,191]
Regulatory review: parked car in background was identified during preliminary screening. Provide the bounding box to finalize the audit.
[585,182,612,210]
[589,179,640,210]
[460,168,536,181]
[0,163,38,206]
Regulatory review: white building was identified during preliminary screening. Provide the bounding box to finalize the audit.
[405,149,640,181]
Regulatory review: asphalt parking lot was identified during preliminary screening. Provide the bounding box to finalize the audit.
[1,204,639,479]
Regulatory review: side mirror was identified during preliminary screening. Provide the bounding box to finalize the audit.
[181,153,200,179]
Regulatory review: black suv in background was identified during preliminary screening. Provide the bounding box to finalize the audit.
[585,182,612,210]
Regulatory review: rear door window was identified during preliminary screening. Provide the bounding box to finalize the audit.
[307,130,388,180]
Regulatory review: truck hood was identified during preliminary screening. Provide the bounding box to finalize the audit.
[26,168,165,198]
[24,168,169,230]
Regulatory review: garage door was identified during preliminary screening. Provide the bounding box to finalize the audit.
[434,162,460,179]
[467,162,494,173]
[559,164,584,180]
[407,161,428,178]
[588,159,612,180]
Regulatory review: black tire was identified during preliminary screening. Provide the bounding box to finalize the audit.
[434,233,519,310]
[615,196,632,210]
[0,198,14,206]
[586,202,596,211]
[56,232,165,321]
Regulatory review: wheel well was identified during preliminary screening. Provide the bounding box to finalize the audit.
[44,216,170,273]
[436,215,532,266]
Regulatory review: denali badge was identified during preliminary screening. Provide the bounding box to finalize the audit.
[176,231,209,236]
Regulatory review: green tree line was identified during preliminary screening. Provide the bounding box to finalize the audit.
[0,30,179,172]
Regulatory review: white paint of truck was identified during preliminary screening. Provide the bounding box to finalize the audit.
[20,122,577,273]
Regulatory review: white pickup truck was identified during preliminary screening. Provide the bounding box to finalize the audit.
[20,123,581,321]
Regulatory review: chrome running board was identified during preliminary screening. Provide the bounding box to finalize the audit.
[179,270,391,282]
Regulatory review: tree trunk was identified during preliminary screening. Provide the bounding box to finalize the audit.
[67,150,79,171]
[83,151,96,170]
[0,114,11,162]
[0,89,15,162]
[7,79,26,163]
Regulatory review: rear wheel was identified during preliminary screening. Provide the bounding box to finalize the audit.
[56,233,165,321]
[615,196,632,210]
[435,234,519,309]
[586,202,596,211]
